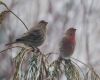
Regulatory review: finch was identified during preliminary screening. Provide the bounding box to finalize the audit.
[6,20,48,48]
[59,28,76,59]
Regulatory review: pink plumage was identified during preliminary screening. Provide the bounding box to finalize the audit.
[59,28,76,58]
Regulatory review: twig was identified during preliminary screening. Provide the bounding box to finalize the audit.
[71,60,85,79]
[0,46,27,54]
[71,57,92,70]
[0,1,29,31]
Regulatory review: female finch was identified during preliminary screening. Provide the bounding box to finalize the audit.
[6,20,48,48]
[59,28,76,59]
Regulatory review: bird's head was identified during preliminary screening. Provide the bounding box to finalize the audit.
[65,28,76,43]
[65,28,76,35]
[38,20,48,32]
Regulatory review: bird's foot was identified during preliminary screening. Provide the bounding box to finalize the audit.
[34,47,40,53]
[65,59,71,64]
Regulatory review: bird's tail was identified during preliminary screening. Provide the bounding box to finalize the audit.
[5,41,16,46]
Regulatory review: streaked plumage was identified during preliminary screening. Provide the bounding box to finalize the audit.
[6,20,48,47]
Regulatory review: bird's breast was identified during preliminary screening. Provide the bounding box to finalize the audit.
[60,38,75,57]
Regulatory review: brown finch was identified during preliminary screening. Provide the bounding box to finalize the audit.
[59,28,76,59]
[6,20,48,48]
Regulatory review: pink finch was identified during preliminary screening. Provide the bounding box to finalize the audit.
[59,28,76,59]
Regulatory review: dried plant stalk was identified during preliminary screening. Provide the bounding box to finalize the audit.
[64,59,81,80]
[84,69,100,80]
[47,60,62,80]
[13,48,28,80]
[13,46,49,80]
[0,1,29,31]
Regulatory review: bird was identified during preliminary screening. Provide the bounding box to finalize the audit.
[6,20,48,48]
[59,28,76,59]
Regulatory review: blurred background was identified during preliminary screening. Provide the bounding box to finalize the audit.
[0,0,100,80]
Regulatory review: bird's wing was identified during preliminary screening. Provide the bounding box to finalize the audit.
[16,29,41,42]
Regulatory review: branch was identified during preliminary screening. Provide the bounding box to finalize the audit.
[0,1,29,31]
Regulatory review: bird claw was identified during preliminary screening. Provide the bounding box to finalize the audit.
[30,46,40,53]
[34,47,40,53]
[65,59,71,64]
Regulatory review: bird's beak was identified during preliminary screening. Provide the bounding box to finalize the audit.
[74,29,77,31]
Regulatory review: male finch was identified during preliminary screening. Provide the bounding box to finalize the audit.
[6,20,48,48]
[59,28,76,59]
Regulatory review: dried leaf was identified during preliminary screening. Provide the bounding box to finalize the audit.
[0,10,10,24]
